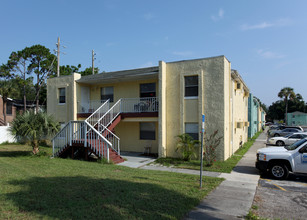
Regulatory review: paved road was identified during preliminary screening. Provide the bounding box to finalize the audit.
[252,174,307,219]
[252,132,307,219]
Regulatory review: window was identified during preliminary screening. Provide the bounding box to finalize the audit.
[185,123,199,140]
[59,88,65,104]
[101,87,114,102]
[140,83,156,98]
[140,122,155,140]
[289,134,300,139]
[6,102,12,115]
[185,76,198,97]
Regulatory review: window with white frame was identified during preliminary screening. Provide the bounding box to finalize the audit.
[101,87,114,102]
[140,122,156,140]
[59,88,66,104]
[185,123,199,140]
[184,76,198,97]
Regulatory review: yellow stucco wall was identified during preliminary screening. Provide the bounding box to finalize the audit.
[161,56,230,160]
[77,79,159,104]
[114,121,158,153]
[47,57,251,161]
[47,73,81,123]
[223,60,231,160]
[258,107,262,131]
[232,80,249,154]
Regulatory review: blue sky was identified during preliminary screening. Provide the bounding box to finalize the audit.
[1,0,307,106]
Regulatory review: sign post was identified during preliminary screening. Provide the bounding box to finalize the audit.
[200,114,205,188]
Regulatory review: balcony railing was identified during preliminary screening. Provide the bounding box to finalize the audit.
[121,97,158,113]
[78,97,158,114]
[78,100,108,113]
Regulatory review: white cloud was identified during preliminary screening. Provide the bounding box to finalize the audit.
[241,18,292,30]
[139,61,154,68]
[106,42,116,47]
[211,9,224,21]
[172,51,194,56]
[144,13,154,20]
[257,49,285,59]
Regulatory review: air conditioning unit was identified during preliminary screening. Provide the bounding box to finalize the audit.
[244,121,250,127]
[236,122,243,129]
[244,91,249,97]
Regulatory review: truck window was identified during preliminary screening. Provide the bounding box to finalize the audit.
[286,139,307,151]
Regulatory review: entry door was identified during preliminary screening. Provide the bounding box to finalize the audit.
[81,87,90,113]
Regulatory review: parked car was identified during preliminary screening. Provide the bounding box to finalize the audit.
[267,133,307,146]
[269,128,303,137]
[256,138,307,179]
[265,122,273,126]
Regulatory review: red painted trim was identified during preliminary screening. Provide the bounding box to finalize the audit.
[77,113,91,118]
[121,112,158,118]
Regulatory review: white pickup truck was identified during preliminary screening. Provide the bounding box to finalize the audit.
[256,138,307,179]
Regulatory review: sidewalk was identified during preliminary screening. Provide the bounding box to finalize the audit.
[141,131,267,219]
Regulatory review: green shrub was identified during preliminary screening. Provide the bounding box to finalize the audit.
[176,134,200,161]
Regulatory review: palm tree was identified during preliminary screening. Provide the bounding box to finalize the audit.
[176,134,200,161]
[278,87,296,124]
[9,111,60,154]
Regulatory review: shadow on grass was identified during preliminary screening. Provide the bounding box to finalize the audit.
[5,176,217,220]
[0,151,32,157]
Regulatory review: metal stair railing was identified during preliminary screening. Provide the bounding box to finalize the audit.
[84,121,112,161]
[96,99,121,129]
[52,121,86,157]
[97,124,120,154]
[90,99,121,154]
[52,120,113,161]
[86,99,110,128]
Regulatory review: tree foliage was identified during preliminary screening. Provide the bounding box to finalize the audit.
[203,130,223,166]
[0,44,102,110]
[9,111,60,154]
[176,134,200,161]
[26,45,57,111]
[267,87,306,122]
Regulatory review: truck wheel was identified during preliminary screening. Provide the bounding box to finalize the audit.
[276,141,284,146]
[270,163,289,180]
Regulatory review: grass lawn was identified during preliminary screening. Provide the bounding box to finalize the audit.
[0,144,223,220]
[155,131,262,173]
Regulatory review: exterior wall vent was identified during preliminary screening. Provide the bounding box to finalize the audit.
[235,82,241,90]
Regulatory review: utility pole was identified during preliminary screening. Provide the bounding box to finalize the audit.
[56,37,60,77]
[92,50,95,75]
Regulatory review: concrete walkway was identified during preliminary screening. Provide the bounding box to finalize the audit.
[142,131,267,219]
[118,152,157,168]
[184,132,266,220]
[119,131,267,219]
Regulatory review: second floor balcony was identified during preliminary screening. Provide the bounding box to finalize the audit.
[77,97,159,118]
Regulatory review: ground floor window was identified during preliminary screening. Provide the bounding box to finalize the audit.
[140,122,155,140]
[185,123,199,140]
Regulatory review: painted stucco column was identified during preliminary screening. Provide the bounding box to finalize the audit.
[158,61,167,157]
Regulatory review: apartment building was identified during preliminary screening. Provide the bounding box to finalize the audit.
[48,56,249,162]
